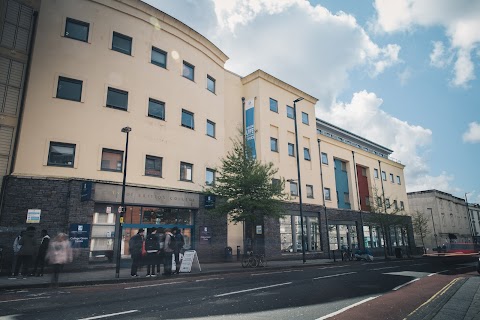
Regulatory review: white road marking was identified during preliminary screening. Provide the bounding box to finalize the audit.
[77,310,138,319]
[0,297,49,303]
[384,271,431,278]
[315,295,381,320]
[214,282,292,297]
[361,262,385,265]
[124,281,186,290]
[318,265,348,270]
[251,270,303,276]
[313,272,357,280]
[428,270,449,276]
[392,278,420,291]
[371,266,400,271]
[196,277,224,282]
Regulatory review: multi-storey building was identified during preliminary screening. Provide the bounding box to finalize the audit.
[467,202,480,244]
[407,190,472,252]
[0,0,414,267]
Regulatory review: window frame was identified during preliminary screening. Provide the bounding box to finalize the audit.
[112,31,132,56]
[396,176,401,185]
[381,171,387,181]
[56,76,83,102]
[301,112,309,125]
[269,98,278,113]
[106,87,128,111]
[207,75,216,93]
[151,46,167,68]
[400,201,405,210]
[389,173,394,183]
[306,185,314,199]
[374,168,379,179]
[182,61,195,81]
[386,198,391,209]
[145,155,163,177]
[321,152,328,165]
[286,105,294,119]
[180,162,193,182]
[270,137,279,152]
[47,142,76,168]
[148,98,165,120]
[181,109,195,130]
[288,143,295,157]
[303,147,311,161]
[101,148,124,172]
[205,168,215,186]
[290,181,298,196]
[324,187,331,201]
[64,18,89,42]
[206,120,216,138]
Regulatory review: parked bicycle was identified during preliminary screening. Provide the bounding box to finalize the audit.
[241,251,267,268]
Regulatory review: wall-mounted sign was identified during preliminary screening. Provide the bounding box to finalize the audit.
[69,223,91,248]
[256,225,263,235]
[204,195,216,209]
[245,98,257,158]
[200,226,211,244]
[26,209,41,223]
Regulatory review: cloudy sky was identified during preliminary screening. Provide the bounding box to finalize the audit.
[144,0,480,203]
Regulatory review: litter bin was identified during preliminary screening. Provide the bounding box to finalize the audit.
[225,246,232,261]
[395,247,403,259]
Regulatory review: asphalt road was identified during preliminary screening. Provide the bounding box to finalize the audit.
[0,259,477,320]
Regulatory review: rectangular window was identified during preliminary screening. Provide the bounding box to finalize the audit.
[106,87,128,111]
[270,137,278,152]
[145,155,162,177]
[321,152,328,165]
[288,143,295,157]
[57,77,82,102]
[324,188,331,201]
[344,192,350,204]
[396,176,401,185]
[286,105,294,119]
[303,147,311,161]
[374,168,379,179]
[272,178,281,189]
[386,198,390,209]
[377,197,382,207]
[101,149,123,172]
[290,181,298,196]
[48,142,75,167]
[381,171,386,181]
[400,201,404,210]
[112,32,132,55]
[181,109,194,129]
[306,185,314,198]
[207,75,216,93]
[206,168,215,186]
[270,98,278,112]
[182,61,195,81]
[390,173,394,182]
[65,18,89,42]
[393,200,398,210]
[206,120,215,138]
[151,47,167,68]
[148,98,165,120]
[301,112,309,125]
[180,162,193,181]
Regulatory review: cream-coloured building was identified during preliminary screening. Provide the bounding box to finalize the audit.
[0,0,415,265]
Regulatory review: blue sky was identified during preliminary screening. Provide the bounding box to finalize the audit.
[143,0,480,203]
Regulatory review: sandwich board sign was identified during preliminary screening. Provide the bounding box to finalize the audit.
[178,250,201,273]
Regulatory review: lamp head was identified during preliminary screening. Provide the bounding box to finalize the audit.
[293,97,304,103]
[121,126,132,133]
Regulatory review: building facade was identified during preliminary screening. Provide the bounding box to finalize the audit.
[0,0,415,268]
[467,202,480,244]
[407,190,472,252]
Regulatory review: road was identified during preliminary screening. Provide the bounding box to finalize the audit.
[0,259,477,320]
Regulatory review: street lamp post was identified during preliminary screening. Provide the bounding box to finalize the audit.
[293,97,306,264]
[428,207,438,253]
[115,126,131,278]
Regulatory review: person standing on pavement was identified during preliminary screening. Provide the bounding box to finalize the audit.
[14,226,36,278]
[32,229,50,277]
[172,227,185,274]
[156,227,165,275]
[128,228,144,277]
[45,232,73,286]
[10,231,24,278]
[163,228,174,275]
[144,229,160,277]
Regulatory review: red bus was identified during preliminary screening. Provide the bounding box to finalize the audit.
[443,243,480,254]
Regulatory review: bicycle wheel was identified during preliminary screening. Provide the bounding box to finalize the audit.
[241,256,249,268]
[248,256,258,268]
[259,255,267,267]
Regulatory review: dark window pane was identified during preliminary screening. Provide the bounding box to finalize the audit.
[57,77,82,102]
[270,98,278,112]
[48,142,75,167]
[101,149,123,172]
[302,112,309,124]
[112,32,132,55]
[181,110,194,129]
[304,148,311,160]
[145,155,162,177]
[180,162,193,181]
[207,120,215,137]
[206,168,215,185]
[207,75,215,93]
[287,105,294,119]
[288,143,295,156]
[148,99,165,120]
[65,18,89,42]
[151,47,167,68]
[107,87,128,110]
[183,62,194,80]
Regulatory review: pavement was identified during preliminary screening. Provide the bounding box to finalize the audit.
[1,256,479,320]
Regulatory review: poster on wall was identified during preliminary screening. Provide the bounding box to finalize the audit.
[26,209,41,223]
[69,223,91,248]
[245,98,256,159]
[199,226,211,244]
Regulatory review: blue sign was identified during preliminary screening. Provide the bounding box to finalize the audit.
[205,195,216,209]
[69,223,91,248]
[245,99,256,158]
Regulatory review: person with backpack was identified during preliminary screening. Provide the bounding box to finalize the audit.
[14,226,36,278]
[144,229,160,277]
[163,228,174,275]
[172,227,185,274]
[128,228,144,277]
[156,227,165,275]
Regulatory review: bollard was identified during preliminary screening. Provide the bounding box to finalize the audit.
[332,250,336,262]
[237,246,241,261]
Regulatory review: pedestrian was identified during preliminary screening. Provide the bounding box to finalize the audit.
[172,227,185,274]
[156,227,165,275]
[14,226,36,278]
[144,229,160,277]
[128,228,144,277]
[163,228,174,275]
[45,232,73,286]
[9,231,24,278]
[31,229,50,276]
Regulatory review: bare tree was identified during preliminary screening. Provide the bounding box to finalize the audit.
[412,211,431,254]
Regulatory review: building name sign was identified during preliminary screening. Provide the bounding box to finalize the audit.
[93,183,199,208]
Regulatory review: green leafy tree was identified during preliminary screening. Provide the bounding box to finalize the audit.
[412,211,431,254]
[205,136,287,251]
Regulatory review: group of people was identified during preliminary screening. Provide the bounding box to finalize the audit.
[10,227,73,284]
[129,226,185,277]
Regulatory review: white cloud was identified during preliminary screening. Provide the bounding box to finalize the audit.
[374,0,480,87]
[462,122,480,143]
[398,67,411,86]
